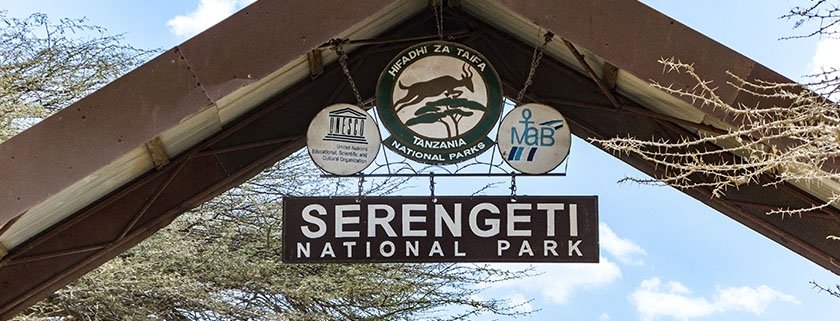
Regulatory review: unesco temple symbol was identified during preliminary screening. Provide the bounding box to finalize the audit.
[376,41,503,164]
[325,107,369,144]
[306,104,380,176]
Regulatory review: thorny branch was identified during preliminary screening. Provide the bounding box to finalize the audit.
[781,0,840,39]
[593,58,840,214]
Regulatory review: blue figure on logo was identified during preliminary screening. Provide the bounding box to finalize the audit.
[508,108,564,161]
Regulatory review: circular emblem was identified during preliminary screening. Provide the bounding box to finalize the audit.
[376,41,502,164]
[497,104,571,174]
[306,104,381,175]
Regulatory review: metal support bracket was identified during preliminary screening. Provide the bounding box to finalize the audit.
[602,62,619,90]
[307,49,324,79]
[144,137,170,170]
[561,38,622,109]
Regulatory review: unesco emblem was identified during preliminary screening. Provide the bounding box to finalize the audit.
[376,41,502,164]
[306,104,381,176]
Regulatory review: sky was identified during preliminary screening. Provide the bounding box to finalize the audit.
[2,0,839,320]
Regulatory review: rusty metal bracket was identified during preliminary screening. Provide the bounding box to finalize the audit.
[307,49,324,79]
[561,38,622,109]
[144,137,170,170]
[602,62,619,90]
[0,214,22,240]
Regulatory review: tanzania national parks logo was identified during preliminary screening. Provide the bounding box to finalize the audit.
[376,41,502,164]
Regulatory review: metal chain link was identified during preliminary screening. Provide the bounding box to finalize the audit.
[515,31,554,105]
[510,173,517,200]
[357,175,365,200]
[331,39,366,108]
[429,173,436,202]
[432,0,444,40]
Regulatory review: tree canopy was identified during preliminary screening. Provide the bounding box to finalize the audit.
[593,2,840,219]
[0,11,154,141]
[1,12,530,320]
[15,152,528,321]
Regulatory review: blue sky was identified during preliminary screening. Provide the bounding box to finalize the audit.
[3,1,839,320]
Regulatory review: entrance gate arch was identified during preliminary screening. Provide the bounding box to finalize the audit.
[0,1,838,319]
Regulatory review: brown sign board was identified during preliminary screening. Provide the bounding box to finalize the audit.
[282,196,598,263]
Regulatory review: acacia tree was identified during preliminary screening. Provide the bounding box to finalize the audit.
[2,12,530,320]
[589,0,840,299]
[591,1,840,225]
[0,11,153,141]
[15,152,527,321]
[593,58,840,216]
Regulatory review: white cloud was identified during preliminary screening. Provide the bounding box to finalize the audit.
[486,225,644,305]
[598,312,612,321]
[630,278,714,321]
[810,25,840,75]
[505,293,535,314]
[167,0,256,38]
[809,25,840,100]
[630,277,799,321]
[714,285,799,315]
[492,257,622,304]
[600,223,646,266]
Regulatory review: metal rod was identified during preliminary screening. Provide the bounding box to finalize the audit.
[561,38,622,109]
[4,244,108,267]
[118,158,189,240]
[192,136,301,158]
[725,198,837,221]
[558,41,733,137]
[542,97,730,136]
[0,214,22,240]
[690,184,840,270]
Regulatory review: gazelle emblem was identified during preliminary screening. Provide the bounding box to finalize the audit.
[393,64,474,112]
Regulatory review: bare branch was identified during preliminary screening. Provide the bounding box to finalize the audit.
[591,59,840,221]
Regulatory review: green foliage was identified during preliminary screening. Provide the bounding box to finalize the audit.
[1,12,530,320]
[15,152,530,320]
[0,11,154,142]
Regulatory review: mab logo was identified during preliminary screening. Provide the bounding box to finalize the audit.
[507,108,564,162]
[498,104,572,174]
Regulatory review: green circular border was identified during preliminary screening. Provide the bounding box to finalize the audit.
[376,41,503,156]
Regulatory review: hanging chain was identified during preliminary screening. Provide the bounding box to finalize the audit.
[514,31,554,105]
[357,175,365,200]
[432,0,444,40]
[429,173,437,202]
[509,173,517,200]
[330,39,366,108]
